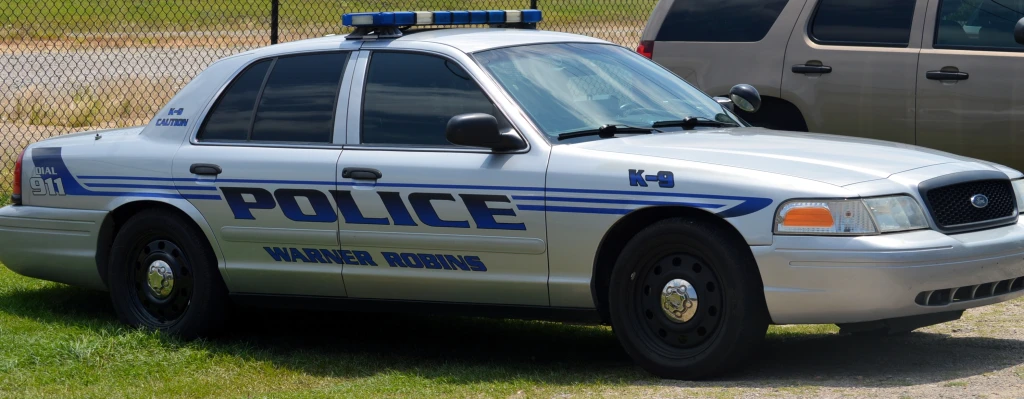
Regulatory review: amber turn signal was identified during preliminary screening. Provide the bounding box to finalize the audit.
[781,207,833,228]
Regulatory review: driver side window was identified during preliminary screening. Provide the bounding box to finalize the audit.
[361,52,507,146]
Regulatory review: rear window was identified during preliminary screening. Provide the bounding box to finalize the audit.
[198,52,348,144]
[655,0,790,42]
[810,0,917,46]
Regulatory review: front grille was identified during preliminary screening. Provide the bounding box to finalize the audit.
[921,178,1016,232]
[916,275,1024,306]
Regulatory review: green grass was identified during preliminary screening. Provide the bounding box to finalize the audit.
[0,265,843,398]
[0,192,8,206]
[0,0,653,40]
[943,380,969,387]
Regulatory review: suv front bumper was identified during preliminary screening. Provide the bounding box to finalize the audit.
[753,219,1024,324]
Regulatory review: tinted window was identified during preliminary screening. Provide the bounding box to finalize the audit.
[935,0,1024,50]
[811,0,917,46]
[198,60,271,141]
[655,0,789,42]
[361,52,501,146]
[251,53,347,143]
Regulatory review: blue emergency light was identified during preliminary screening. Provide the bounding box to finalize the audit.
[343,9,542,39]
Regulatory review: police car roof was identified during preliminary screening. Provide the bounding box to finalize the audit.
[247,28,608,57]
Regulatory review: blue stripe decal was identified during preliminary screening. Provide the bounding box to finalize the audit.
[77,175,195,182]
[84,183,218,191]
[511,195,725,209]
[517,205,632,215]
[78,176,750,202]
[216,178,336,186]
[359,182,545,191]
[543,187,757,202]
[181,194,223,200]
[31,149,221,201]
[67,175,771,217]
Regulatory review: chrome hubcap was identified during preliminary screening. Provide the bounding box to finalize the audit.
[661,278,698,323]
[146,260,174,299]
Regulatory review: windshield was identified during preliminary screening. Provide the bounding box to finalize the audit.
[473,43,741,142]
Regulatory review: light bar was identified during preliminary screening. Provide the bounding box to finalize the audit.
[342,9,542,28]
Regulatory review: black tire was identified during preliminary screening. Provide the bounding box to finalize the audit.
[608,217,769,379]
[107,209,227,339]
[733,98,808,132]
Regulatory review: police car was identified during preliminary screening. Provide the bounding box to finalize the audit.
[2,9,1024,380]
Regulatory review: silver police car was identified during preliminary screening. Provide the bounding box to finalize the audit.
[2,10,1023,379]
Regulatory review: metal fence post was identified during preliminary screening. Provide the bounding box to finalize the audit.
[270,0,280,44]
[530,0,538,9]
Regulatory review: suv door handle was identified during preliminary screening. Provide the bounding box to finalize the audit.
[926,70,969,81]
[189,163,222,176]
[342,167,382,180]
[792,64,832,74]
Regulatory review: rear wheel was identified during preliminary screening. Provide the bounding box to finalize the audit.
[108,210,227,338]
[608,218,769,379]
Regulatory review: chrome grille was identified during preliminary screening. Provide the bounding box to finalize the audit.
[916,275,1024,306]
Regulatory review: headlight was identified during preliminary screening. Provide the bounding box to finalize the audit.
[775,196,928,235]
[1012,179,1024,213]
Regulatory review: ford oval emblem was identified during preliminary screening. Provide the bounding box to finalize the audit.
[970,194,990,209]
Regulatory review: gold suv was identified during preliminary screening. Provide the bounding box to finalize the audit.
[641,0,1024,170]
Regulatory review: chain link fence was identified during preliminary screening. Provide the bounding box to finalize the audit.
[0,0,656,193]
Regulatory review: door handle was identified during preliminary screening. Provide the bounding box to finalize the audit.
[792,64,832,74]
[342,167,383,180]
[189,163,222,176]
[926,70,969,81]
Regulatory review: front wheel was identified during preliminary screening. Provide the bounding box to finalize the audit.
[107,210,228,339]
[608,218,769,379]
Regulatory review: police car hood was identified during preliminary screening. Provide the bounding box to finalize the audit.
[574,127,1003,186]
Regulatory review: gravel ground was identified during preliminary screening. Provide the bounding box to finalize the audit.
[654,298,1024,399]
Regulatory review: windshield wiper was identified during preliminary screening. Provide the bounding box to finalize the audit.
[652,116,739,130]
[556,124,658,141]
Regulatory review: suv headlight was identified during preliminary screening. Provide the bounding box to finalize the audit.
[775,196,928,235]
[1012,179,1024,213]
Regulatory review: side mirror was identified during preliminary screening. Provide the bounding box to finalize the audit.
[445,113,525,151]
[1015,17,1024,45]
[729,84,761,113]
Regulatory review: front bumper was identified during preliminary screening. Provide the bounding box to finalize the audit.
[753,219,1024,324]
[0,205,108,290]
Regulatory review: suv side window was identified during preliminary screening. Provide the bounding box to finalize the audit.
[654,0,790,42]
[361,52,504,146]
[935,0,1024,50]
[810,0,917,46]
[198,52,348,144]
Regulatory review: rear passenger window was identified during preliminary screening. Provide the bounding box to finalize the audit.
[654,0,790,42]
[251,53,348,143]
[198,52,348,144]
[198,60,271,141]
[935,0,1024,51]
[810,0,917,46]
[361,52,503,146]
